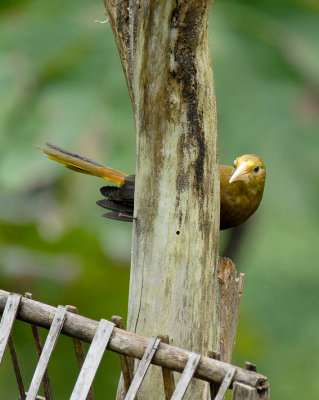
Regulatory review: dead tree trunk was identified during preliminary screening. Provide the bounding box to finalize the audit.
[104,1,221,398]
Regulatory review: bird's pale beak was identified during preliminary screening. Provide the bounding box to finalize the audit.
[229,161,250,183]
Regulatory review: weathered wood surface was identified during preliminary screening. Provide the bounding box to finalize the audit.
[68,305,95,400]
[26,292,54,400]
[171,353,201,400]
[0,293,21,364]
[206,350,221,399]
[214,366,236,400]
[124,337,160,400]
[104,1,219,398]
[70,319,114,400]
[218,258,245,364]
[158,335,175,399]
[26,305,66,400]
[8,335,26,399]
[112,316,134,396]
[232,382,259,400]
[0,289,269,394]
[245,362,257,373]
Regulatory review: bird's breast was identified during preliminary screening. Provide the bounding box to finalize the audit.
[220,181,262,230]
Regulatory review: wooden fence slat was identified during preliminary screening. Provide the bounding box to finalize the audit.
[124,337,161,400]
[0,289,269,393]
[26,305,67,400]
[70,319,114,400]
[231,382,258,400]
[0,293,21,364]
[25,293,54,400]
[158,335,175,400]
[170,353,201,400]
[67,305,95,400]
[214,366,236,400]
[207,350,221,399]
[244,362,257,373]
[112,316,133,395]
[8,335,26,399]
[162,360,176,400]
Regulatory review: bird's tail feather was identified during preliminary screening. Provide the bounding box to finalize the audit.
[37,143,127,185]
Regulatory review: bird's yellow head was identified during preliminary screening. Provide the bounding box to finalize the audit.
[229,154,266,187]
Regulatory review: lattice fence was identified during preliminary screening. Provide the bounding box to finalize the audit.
[0,289,269,399]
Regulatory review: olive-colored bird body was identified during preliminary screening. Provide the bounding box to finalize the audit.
[39,144,266,229]
[220,154,266,229]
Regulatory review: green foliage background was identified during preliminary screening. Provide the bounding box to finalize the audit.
[0,0,318,398]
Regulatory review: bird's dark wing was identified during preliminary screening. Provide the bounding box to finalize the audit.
[97,175,135,222]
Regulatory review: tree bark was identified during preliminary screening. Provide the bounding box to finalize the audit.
[104,1,219,398]
[218,258,245,364]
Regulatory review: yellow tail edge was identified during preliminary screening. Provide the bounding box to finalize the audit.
[37,143,127,185]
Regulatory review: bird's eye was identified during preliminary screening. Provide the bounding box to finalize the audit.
[254,166,260,173]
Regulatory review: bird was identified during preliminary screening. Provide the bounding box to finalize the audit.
[38,143,266,229]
